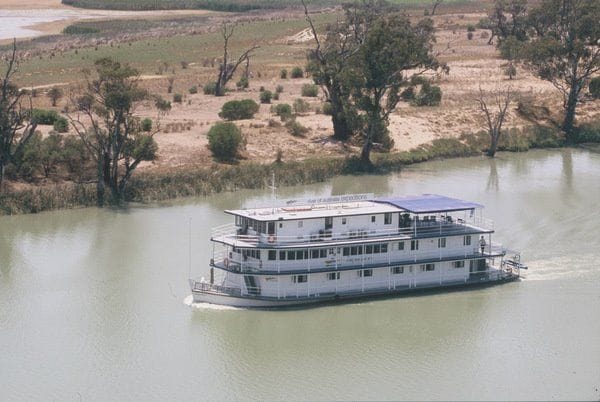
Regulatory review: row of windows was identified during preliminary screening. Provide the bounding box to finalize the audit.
[287,260,477,283]
[258,236,472,261]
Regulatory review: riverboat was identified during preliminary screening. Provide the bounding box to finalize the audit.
[189,193,527,307]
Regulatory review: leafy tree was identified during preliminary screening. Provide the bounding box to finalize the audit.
[47,87,63,107]
[350,13,444,164]
[39,133,63,178]
[488,0,528,45]
[0,40,38,191]
[69,58,161,205]
[219,99,259,120]
[522,0,600,139]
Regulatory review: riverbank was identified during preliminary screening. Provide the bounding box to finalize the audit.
[5,123,594,215]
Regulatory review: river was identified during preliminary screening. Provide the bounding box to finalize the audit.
[1,149,599,400]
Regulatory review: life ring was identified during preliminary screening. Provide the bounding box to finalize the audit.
[268,235,276,243]
[224,258,230,268]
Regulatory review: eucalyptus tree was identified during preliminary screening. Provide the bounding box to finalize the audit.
[0,40,37,192]
[69,58,164,205]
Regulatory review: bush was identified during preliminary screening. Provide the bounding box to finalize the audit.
[30,109,59,125]
[413,82,442,106]
[291,67,303,78]
[467,24,476,32]
[141,118,153,132]
[53,116,69,133]
[207,122,243,161]
[301,84,319,97]
[188,86,198,94]
[219,99,260,120]
[467,31,474,40]
[572,121,600,143]
[180,60,189,69]
[203,82,217,95]
[280,69,288,79]
[285,119,309,136]
[155,97,171,111]
[589,77,600,99]
[401,86,416,101]
[276,84,284,93]
[236,76,249,89]
[293,98,310,114]
[260,90,273,104]
[272,92,279,101]
[173,93,183,103]
[62,25,100,35]
[272,103,292,121]
[322,102,333,115]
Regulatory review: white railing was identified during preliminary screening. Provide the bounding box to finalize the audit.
[211,218,494,246]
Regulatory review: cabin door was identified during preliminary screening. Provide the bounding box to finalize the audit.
[244,275,261,296]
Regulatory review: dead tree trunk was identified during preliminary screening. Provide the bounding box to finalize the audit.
[475,86,513,157]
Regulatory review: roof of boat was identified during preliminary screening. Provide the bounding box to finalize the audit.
[225,194,482,221]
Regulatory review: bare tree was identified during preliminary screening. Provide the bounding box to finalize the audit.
[0,39,38,192]
[214,22,259,96]
[430,0,443,16]
[474,86,513,157]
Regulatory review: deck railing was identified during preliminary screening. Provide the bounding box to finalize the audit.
[212,216,494,246]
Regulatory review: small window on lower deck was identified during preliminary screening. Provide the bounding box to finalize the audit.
[268,250,276,260]
[420,263,435,272]
[391,266,404,274]
[292,274,308,283]
[327,272,340,280]
[358,269,373,277]
[453,260,465,268]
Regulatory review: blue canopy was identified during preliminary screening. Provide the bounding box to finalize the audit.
[372,194,483,214]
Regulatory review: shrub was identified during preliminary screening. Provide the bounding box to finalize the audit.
[219,99,260,120]
[280,69,288,79]
[155,97,171,111]
[301,84,319,97]
[467,24,476,32]
[589,77,600,99]
[53,116,69,133]
[260,90,273,104]
[291,66,303,78]
[285,119,309,136]
[207,122,243,161]
[173,93,183,103]
[236,76,249,89]
[413,82,442,106]
[401,86,416,101]
[272,92,279,101]
[573,121,600,143]
[30,109,59,125]
[276,84,284,93]
[141,118,153,132]
[188,86,198,94]
[467,31,474,40]
[62,136,91,176]
[293,98,310,114]
[272,103,293,121]
[203,82,217,95]
[180,60,189,69]
[322,102,333,115]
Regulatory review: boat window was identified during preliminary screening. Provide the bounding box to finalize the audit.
[438,238,447,248]
[325,217,333,230]
[391,266,404,274]
[411,240,419,250]
[279,251,286,260]
[268,221,275,235]
[374,244,380,253]
[296,250,304,260]
[371,216,376,223]
[453,261,465,268]
[365,245,373,254]
[420,263,435,272]
[320,249,327,258]
[311,249,319,259]
[398,241,405,251]
[279,222,283,229]
[287,251,296,260]
[327,272,340,280]
[384,213,392,224]
[351,246,358,256]
[342,218,347,225]
[343,247,350,256]
[381,244,388,253]
[464,235,472,246]
[358,269,373,277]
[268,250,276,260]
[292,275,308,283]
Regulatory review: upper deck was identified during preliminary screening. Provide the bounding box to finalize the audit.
[213,194,493,248]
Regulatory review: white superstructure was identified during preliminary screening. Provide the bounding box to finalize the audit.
[189,194,526,307]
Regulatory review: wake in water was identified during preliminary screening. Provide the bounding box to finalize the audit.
[183,295,242,310]
[524,253,599,281]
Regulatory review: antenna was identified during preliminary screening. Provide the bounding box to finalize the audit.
[188,217,192,280]
[268,171,277,213]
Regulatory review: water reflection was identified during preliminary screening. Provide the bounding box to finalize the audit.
[487,158,499,191]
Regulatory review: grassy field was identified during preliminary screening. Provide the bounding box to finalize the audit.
[13,13,334,87]
[61,0,475,11]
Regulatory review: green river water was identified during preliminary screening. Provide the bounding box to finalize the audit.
[1,149,599,400]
